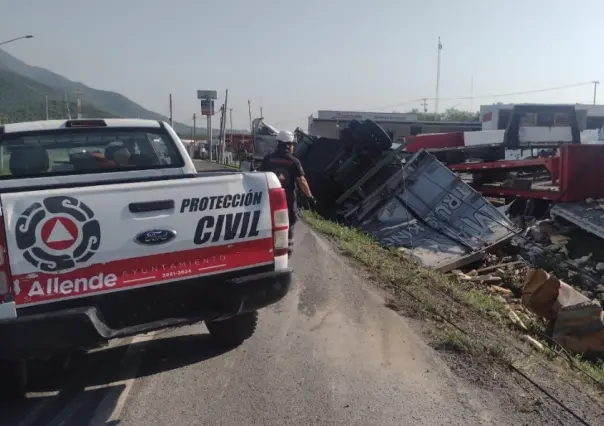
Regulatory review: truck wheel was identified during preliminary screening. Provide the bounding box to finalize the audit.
[206,311,258,348]
[0,359,27,398]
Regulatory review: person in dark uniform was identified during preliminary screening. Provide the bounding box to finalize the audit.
[259,130,315,257]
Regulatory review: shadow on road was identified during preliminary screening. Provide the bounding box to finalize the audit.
[109,333,229,384]
[0,332,229,425]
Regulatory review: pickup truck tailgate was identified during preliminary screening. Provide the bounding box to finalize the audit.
[1,173,274,307]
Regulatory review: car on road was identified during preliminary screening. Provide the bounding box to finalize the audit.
[0,118,293,398]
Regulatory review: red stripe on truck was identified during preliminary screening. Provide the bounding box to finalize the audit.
[405,131,465,152]
[12,237,274,306]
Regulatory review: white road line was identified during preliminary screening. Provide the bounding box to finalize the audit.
[89,331,157,425]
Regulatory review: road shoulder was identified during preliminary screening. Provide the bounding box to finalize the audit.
[302,210,604,426]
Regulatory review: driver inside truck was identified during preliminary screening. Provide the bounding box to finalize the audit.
[259,130,315,257]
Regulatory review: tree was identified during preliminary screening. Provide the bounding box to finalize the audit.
[408,107,478,122]
[442,108,479,122]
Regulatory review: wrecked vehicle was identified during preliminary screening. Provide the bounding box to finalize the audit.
[295,120,517,271]
[240,118,281,172]
[0,118,293,397]
[296,115,604,356]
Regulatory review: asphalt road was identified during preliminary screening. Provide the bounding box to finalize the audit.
[0,222,530,426]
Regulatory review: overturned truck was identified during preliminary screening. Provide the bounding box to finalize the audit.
[295,120,518,272]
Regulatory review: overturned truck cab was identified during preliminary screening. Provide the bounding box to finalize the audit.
[296,119,518,271]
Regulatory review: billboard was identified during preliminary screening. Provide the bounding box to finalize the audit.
[197,90,218,100]
[201,99,215,116]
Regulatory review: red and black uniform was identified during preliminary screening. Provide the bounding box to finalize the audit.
[89,152,119,168]
[259,149,304,256]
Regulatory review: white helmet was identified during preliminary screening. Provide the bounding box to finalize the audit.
[276,130,295,144]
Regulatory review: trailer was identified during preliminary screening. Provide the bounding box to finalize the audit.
[404,104,582,165]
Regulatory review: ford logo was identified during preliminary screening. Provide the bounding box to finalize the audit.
[134,229,177,246]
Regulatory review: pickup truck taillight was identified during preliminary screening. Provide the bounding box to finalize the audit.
[269,187,289,257]
[0,216,12,298]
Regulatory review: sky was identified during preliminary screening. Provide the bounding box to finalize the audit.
[2,0,604,131]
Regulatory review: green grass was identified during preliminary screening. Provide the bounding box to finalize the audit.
[302,210,604,398]
[303,210,508,320]
[431,328,514,364]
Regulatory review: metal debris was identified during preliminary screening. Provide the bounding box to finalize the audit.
[296,120,518,272]
[295,118,604,355]
[522,268,604,355]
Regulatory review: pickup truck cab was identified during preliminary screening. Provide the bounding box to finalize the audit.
[0,118,292,397]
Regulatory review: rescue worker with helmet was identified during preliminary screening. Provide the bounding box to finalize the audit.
[88,141,134,168]
[259,130,315,257]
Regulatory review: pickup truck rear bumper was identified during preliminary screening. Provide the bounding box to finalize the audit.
[0,268,292,360]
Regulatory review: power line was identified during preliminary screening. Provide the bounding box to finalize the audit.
[439,81,593,102]
[370,81,595,111]
[214,81,596,131]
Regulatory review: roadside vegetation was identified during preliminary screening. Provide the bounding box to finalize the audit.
[302,210,604,415]
[0,69,116,124]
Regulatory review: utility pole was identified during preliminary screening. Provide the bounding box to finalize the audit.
[45,94,49,120]
[169,94,173,127]
[76,89,82,119]
[218,105,225,164]
[593,81,600,105]
[228,108,233,162]
[435,36,442,116]
[248,100,253,132]
[229,108,233,135]
[208,110,213,162]
[222,89,229,163]
[470,75,474,112]
[64,92,71,119]
[193,113,197,142]
[420,98,428,113]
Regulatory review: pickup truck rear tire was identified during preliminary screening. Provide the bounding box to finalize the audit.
[0,359,27,398]
[205,311,258,348]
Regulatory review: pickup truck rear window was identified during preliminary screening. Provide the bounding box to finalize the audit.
[0,127,184,179]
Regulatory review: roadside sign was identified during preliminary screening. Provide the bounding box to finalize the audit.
[197,90,217,100]
[201,99,215,116]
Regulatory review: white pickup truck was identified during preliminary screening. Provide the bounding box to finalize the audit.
[0,118,292,397]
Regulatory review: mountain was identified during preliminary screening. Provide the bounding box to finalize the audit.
[0,48,194,134]
[0,69,118,123]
